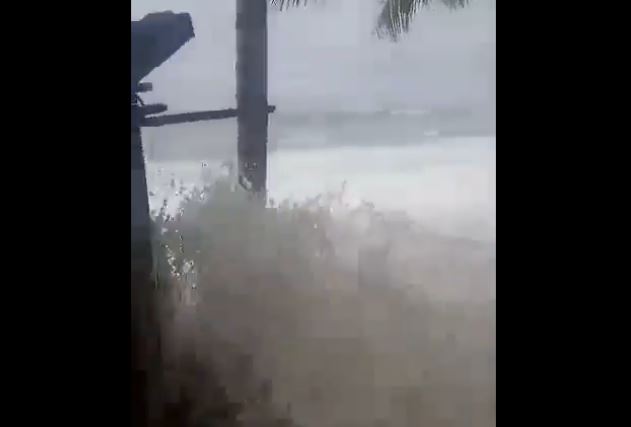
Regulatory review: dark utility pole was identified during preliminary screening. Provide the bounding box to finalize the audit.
[236,0,270,197]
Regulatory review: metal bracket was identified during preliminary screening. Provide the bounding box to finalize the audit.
[132,81,275,129]
[142,105,276,127]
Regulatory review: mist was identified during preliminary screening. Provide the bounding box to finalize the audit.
[134,0,496,239]
[132,0,495,113]
[132,1,496,426]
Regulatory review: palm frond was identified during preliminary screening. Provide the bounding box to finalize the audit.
[376,0,468,40]
[270,0,469,41]
[270,0,314,12]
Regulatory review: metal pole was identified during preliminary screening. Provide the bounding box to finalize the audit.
[131,122,153,280]
[131,115,160,427]
[236,0,269,197]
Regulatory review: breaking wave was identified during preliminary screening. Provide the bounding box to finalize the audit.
[152,176,495,427]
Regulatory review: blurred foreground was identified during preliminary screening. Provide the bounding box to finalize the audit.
[153,179,495,426]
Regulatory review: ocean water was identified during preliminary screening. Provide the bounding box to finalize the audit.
[150,134,496,427]
[146,135,495,243]
[133,1,496,422]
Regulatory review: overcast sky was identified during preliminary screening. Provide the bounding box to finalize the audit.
[132,0,495,113]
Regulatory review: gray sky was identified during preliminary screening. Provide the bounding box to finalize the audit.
[132,0,495,113]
